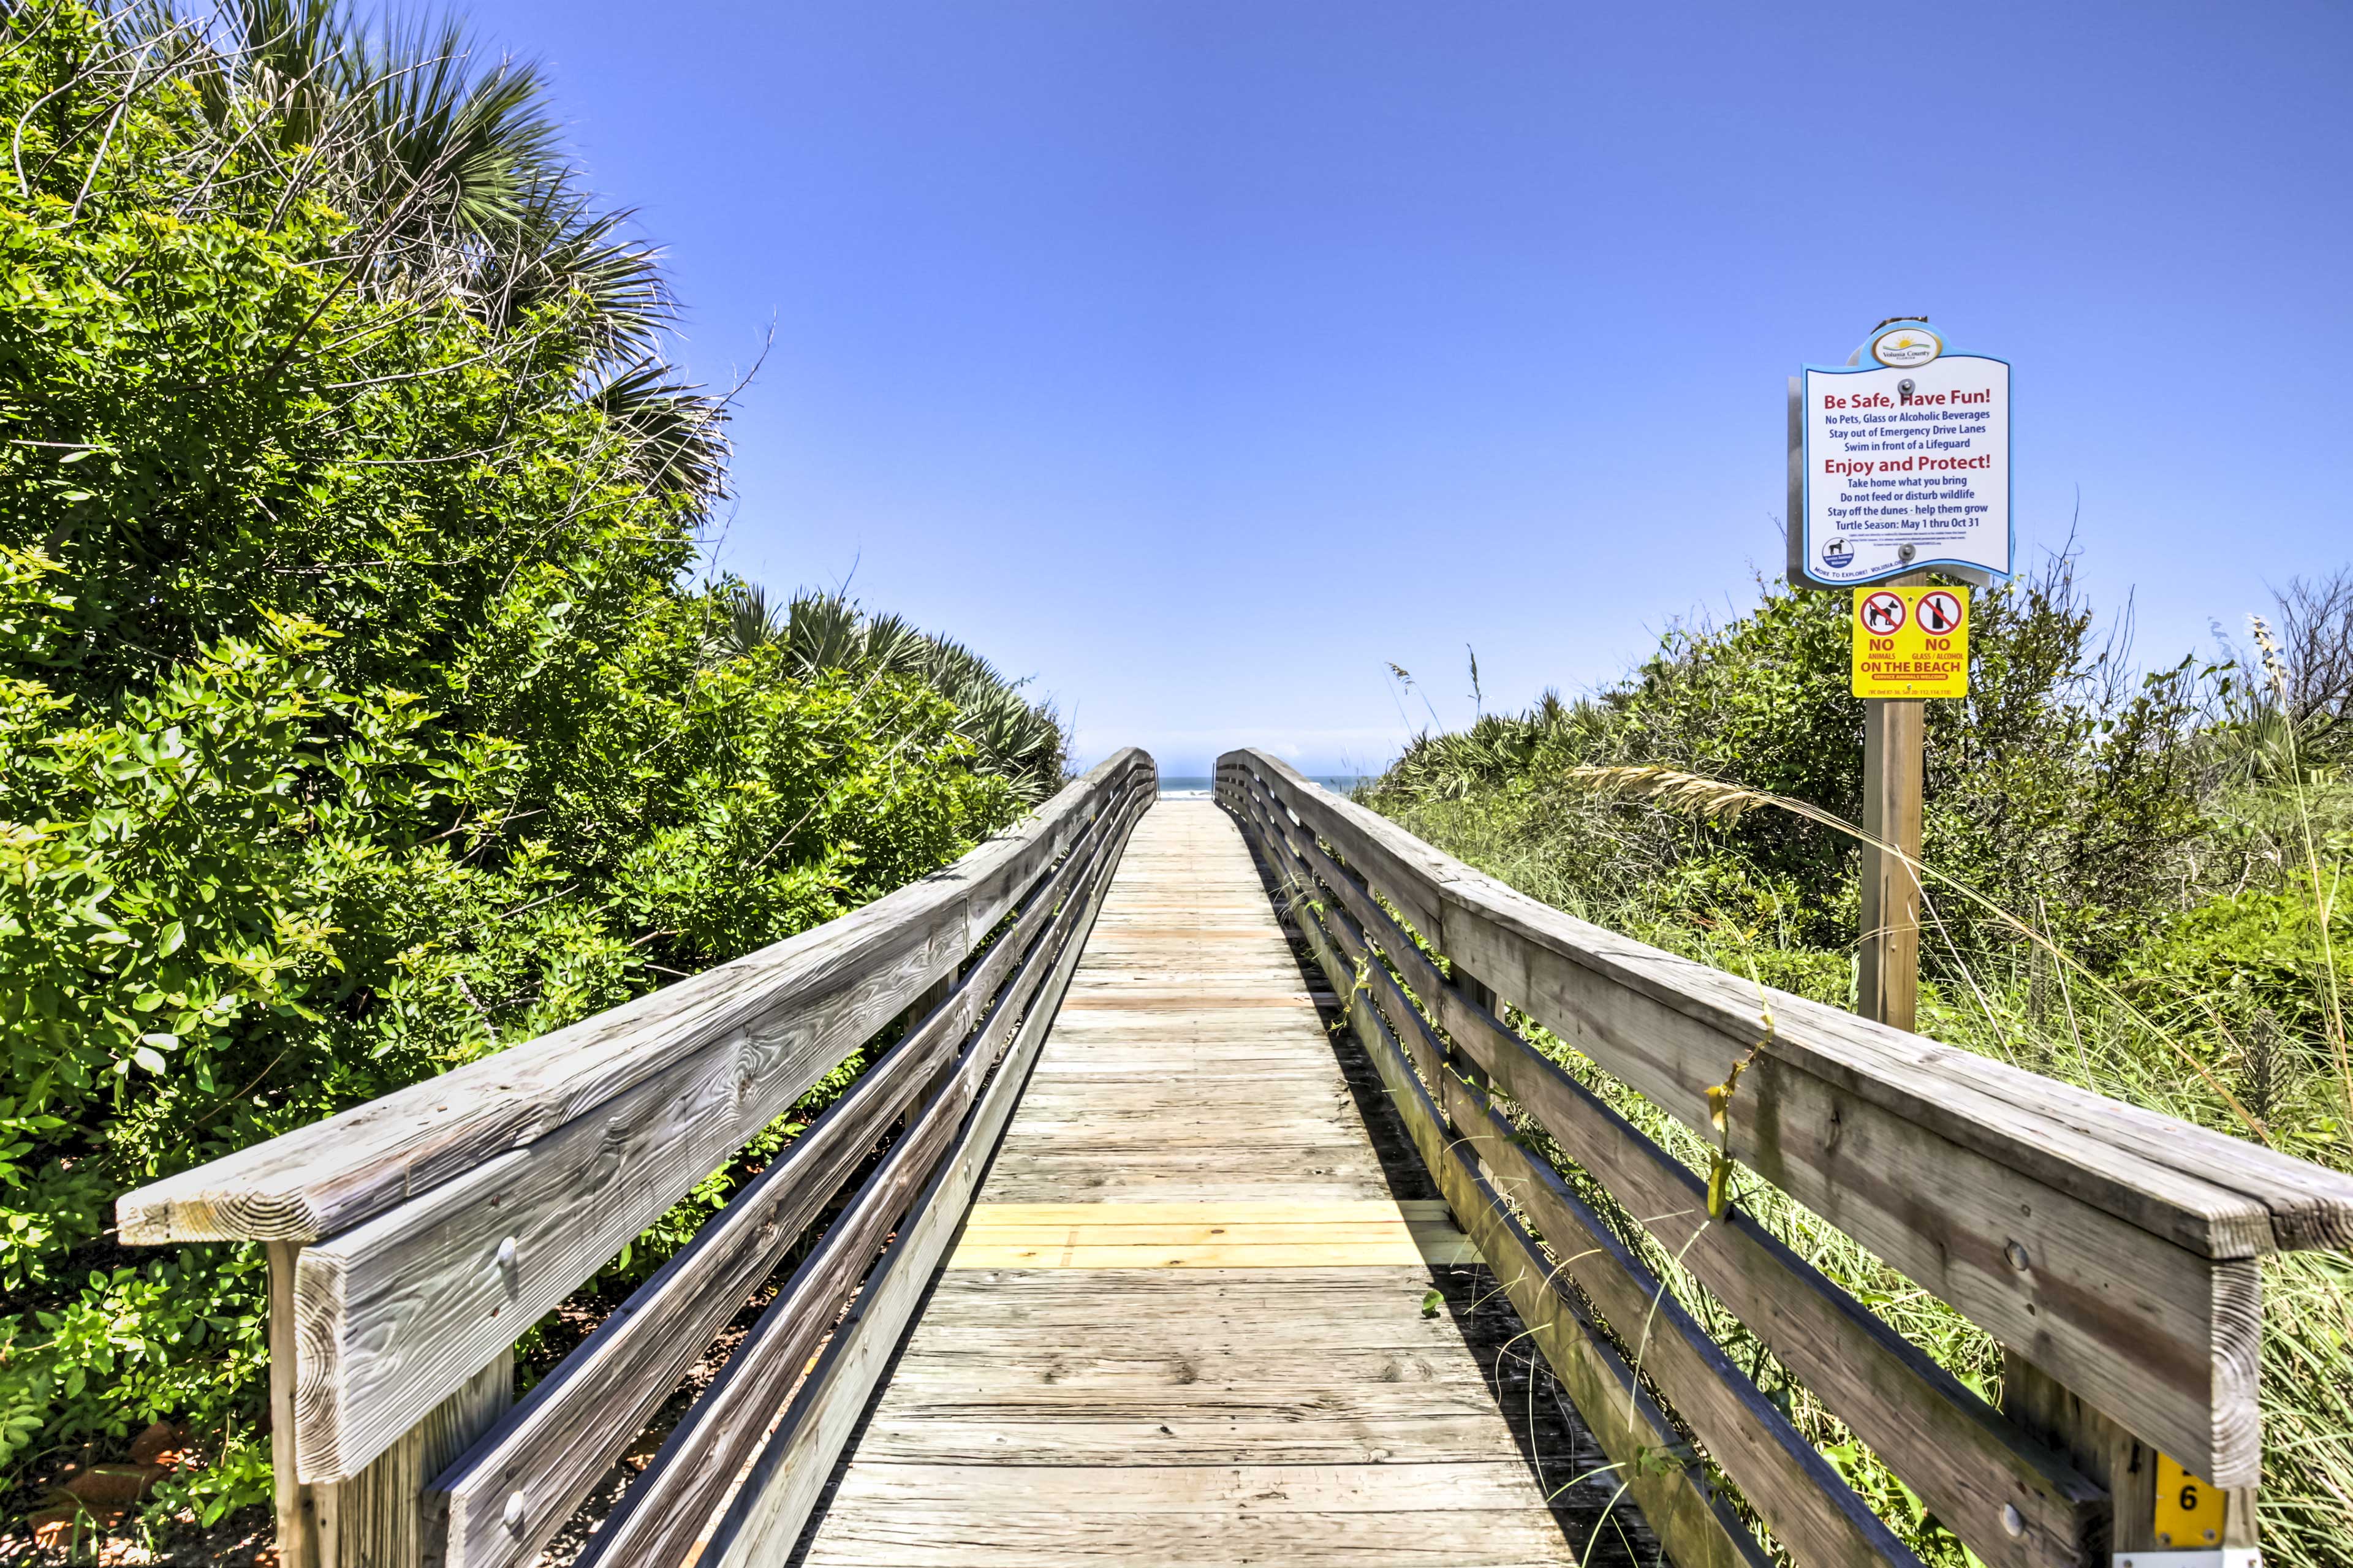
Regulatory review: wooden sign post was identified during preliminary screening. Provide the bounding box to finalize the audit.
[1850,578,1969,1031]
[1856,580,1926,1032]
[1788,318,2009,1033]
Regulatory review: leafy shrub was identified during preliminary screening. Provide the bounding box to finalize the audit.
[1373,555,2211,975]
[0,0,1056,1528]
[1366,558,2353,1566]
[2128,878,2351,1047]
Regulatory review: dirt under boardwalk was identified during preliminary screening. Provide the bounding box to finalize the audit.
[794,799,1594,1567]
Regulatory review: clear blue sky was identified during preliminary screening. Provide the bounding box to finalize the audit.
[462,0,2350,776]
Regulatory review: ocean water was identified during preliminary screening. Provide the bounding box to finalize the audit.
[1156,775,1368,798]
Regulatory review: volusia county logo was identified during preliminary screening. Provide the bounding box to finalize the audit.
[1870,324,1942,368]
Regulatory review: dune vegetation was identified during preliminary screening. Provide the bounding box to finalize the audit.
[1363,558,2353,1565]
[0,0,1065,1545]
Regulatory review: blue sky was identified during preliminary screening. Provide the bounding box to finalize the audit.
[463,1,2351,776]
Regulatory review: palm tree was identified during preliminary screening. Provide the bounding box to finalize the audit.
[700,583,1070,798]
[126,0,726,506]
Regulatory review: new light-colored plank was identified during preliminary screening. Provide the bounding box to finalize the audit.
[945,1235,1480,1269]
[956,1201,1451,1224]
[954,1215,1446,1248]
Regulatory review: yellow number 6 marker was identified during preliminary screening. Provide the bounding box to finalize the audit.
[2153,1452,2227,1548]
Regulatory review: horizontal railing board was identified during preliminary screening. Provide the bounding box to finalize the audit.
[700,790,1137,1568]
[1251,762,2136,1544]
[1439,892,2261,1488]
[291,983,918,1487]
[1260,830,1773,1568]
[145,895,962,1245]
[1241,778,1449,1005]
[420,789,1139,1568]
[286,781,1138,1485]
[947,796,1124,1033]
[426,1006,930,1568]
[1229,758,2251,1484]
[1435,977,2107,1568]
[576,1061,953,1568]
[574,791,1142,1568]
[118,752,1151,1248]
[1229,751,2353,1259]
[1222,752,2288,1485]
[1271,794,2109,1568]
[290,1040,730,1484]
[1248,797,1922,1568]
[952,773,1124,941]
[1435,1028,1917,1568]
[1245,769,2109,1566]
[1447,889,2272,1254]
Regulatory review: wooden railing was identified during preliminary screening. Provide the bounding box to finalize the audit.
[1218,747,2353,1568]
[119,749,1156,1568]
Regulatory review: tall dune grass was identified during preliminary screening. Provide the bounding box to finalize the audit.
[1359,566,2353,1566]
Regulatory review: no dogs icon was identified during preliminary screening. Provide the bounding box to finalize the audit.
[1851,585,1970,698]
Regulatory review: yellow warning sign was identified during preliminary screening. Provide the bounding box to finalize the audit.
[2153,1453,2227,1548]
[1851,585,1969,698]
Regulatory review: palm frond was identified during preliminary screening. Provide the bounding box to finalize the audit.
[699,585,1069,794]
[585,358,727,504]
[487,189,673,357]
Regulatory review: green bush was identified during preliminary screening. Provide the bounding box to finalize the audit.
[0,0,1057,1527]
[1374,556,2211,974]
[2128,878,2351,1046]
[1366,559,2353,1567]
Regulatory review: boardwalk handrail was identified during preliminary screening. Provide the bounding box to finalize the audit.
[119,748,1156,1568]
[1219,747,2353,1568]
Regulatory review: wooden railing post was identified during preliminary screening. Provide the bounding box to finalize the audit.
[268,1243,324,1568]
[269,1243,513,1568]
[328,1353,511,1568]
[2001,1353,2256,1561]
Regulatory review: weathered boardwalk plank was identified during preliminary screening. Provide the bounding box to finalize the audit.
[793,800,1626,1566]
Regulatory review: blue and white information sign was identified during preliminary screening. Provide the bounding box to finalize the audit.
[1787,321,2012,589]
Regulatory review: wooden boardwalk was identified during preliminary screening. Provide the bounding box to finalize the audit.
[129,751,2353,1568]
[794,798,1592,1566]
